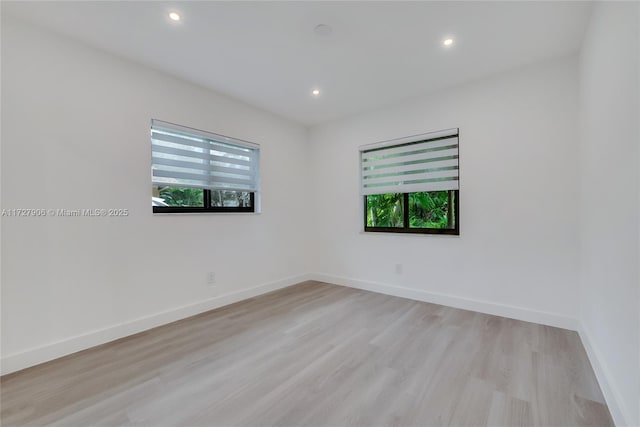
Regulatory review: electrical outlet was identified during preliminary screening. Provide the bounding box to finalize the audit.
[395,264,403,275]
[206,272,216,285]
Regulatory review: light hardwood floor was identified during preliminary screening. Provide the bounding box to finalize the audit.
[1,281,612,426]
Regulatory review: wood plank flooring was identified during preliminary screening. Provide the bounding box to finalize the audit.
[1,281,613,426]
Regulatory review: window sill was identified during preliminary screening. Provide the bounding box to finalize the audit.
[152,211,261,216]
[359,230,459,238]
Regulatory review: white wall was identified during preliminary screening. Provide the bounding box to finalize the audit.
[307,56,581,328]
[578,3,639,426]
[1,17,310,373]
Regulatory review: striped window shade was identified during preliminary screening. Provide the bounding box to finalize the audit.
[360,128,459,195]
[151,120,260,192]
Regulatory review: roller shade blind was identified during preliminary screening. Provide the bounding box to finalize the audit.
[151,120,260,192]
[360,128,459,195]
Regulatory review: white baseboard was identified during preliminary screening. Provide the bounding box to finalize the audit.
[578,324,634,427]
[1,273,311,376]
[309,273,578,330]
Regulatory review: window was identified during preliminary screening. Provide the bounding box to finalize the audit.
[151,120,259,213]
[360,128,459,235]
[364,191,458,234]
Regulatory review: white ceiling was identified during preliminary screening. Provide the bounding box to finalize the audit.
[3,1,592,126]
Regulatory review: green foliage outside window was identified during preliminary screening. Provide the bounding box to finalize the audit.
[158,187,203,207]
[366,191,453,229]
[408,191,450,228]
[155,187,253,209]
[366,193,404,227]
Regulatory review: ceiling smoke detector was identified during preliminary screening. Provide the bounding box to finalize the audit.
[314,24,333,37]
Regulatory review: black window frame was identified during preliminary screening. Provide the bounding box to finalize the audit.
[153,189,255,213]
[363,190,459,235]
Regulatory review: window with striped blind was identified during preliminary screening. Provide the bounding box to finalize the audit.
[360,128,459,234]
[151,120,260,213]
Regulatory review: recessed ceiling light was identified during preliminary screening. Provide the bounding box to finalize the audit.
[312,89,320,96]
[168,12,181,22]
[443,38,454,47]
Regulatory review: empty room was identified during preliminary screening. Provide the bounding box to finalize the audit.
[1,1,638,426]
